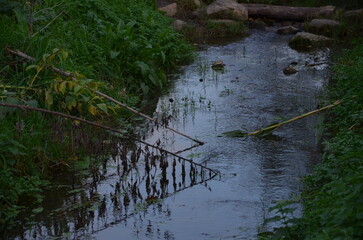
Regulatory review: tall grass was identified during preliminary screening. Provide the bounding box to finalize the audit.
[0,0,193,231]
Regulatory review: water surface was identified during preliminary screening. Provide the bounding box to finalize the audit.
[15,29,330,240]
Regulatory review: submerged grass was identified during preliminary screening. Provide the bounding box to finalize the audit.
[259,39,363,240]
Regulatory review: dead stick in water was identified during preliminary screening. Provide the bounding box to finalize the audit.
[5,47,204,145]
[247,100,341,136]
[0,103,217,174]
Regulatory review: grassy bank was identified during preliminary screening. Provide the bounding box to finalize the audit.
[0,0,193,233]
[259,40,363,239]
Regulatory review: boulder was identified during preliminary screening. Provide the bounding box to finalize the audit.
[159,3,177,17]
[193,0,202,8]
[289,32,333,50]
[208,19,239,25]
[283,66,298,75]
[248,19,267,30]
[344,8,363,22]
[305,19,340,36]
[277,26,299,35]
[199,0,248,21]
[173,19,187,31]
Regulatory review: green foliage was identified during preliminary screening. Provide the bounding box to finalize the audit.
[0,168,46,231]
[260,40,363,239]
[0,0,193,232]
[0,0,193,94]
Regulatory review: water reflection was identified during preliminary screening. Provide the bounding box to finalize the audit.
[12,29,331,240]
[14,143,216,239]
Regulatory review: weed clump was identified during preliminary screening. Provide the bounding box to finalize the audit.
[0,0,193,232]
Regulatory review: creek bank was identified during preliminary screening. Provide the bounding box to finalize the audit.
[159,0,362,49]
[260,40,363,240]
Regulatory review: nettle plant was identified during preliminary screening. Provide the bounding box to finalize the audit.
[24,48,119,116]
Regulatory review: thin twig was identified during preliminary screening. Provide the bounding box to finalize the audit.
[0,85,37,91]
[174,143,201,155]
[32,10,65,38]
[0,103,218,174]
[5,47,204,145]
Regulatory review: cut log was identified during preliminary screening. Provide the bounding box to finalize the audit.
[244,4,337,21]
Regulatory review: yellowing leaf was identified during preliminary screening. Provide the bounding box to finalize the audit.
[25,65,37,71]
[61,50,69,61]
[88,105,98,116]
[59,81,67,94]
[45,91,53,107]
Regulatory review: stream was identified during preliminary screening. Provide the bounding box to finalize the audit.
[14,29,330,240]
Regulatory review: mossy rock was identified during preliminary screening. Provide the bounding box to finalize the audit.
[289,32,333,50]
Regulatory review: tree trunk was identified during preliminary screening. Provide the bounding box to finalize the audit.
[244,4,337,21]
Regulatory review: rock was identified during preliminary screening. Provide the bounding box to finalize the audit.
[277,26,299,35]
[212,60,226,70]
[208,19,239,25]
[283,66,298,75]
[248,19,267,30]
[344,8,363,22]
[289,32,333,50]
[305,19,340,36]
[193,0,202,8]
[159,3,177,17]
[173,19,187,31]
[244,4,337,21]
[200,0,248,21]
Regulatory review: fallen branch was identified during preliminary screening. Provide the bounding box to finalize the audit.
[244,4,337,21]
[5,47,204,145]
[0,103,217,174]
[247,100,341,136]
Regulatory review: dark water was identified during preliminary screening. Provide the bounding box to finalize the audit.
[13,29,330,240]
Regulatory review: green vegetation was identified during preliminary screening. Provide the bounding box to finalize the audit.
[259,40,363,239]
[0,0,193,232]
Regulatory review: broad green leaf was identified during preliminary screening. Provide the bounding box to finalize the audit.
[25,100,38,108]
[140,82,149,94]
[32,207,44,214]
[52,48,60,54]
[135,61,149,75]
[97,103,108,114]
[74,85,82,93]
[222,130,247,137]
[160,51,166,64]
[110,50,120,59]
[116,20,125,34]
[65,96,76,110]
[8,147,27,156]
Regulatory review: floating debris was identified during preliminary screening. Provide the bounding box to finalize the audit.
[212,60,226,70]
